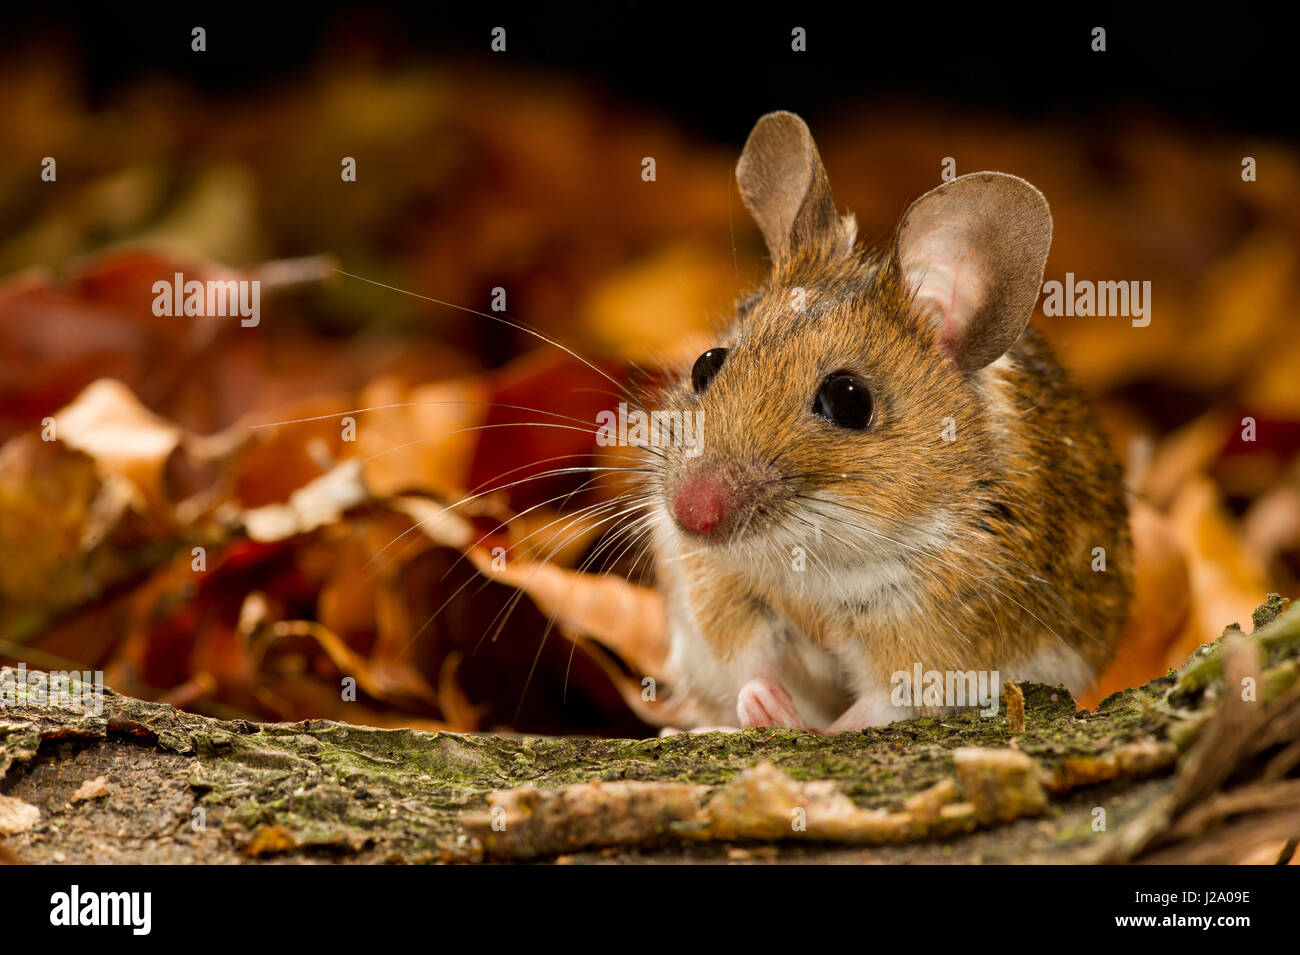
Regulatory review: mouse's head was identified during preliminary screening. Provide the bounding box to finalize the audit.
[650,111,1052,567]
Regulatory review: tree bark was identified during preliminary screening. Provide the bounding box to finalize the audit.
[1,595,1297,864]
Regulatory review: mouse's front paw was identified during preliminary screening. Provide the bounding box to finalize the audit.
[737,678,808,730]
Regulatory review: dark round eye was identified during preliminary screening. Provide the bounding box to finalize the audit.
[691,347,728,393]
[813,372,873,429]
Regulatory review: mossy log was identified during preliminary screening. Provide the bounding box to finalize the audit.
[1,595,1297,864]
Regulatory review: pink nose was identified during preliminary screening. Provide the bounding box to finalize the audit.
[672,474,736,535]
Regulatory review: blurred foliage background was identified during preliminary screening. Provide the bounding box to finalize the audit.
[0,7,1297,736]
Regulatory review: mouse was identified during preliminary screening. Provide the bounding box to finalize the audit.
[645,111,1133,733]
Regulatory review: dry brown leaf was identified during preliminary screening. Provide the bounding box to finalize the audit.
[242,460,369,542]
[436,652,490,731]
[252,618,438,709]
[578,242,733,364]
[464,547,667,678]
[1242,479,1300,569]
[1164,476,1273,666]
[359,375,488,498]
[54,378,181,508]
[1141,411,1234,511]
[1087,500,1191,705]
[387,494,475,550]
[1182,232,1297,392]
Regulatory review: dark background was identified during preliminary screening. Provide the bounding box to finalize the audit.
[3,4,1291,144]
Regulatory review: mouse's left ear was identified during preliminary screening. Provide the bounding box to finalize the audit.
[736,111,849,264]
[894,172,1052,373]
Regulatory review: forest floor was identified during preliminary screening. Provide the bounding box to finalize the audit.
[2,595,1298,865]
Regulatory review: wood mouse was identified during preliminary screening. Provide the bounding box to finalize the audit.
[646,111,1132,732]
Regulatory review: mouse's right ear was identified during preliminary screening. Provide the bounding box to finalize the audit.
[894,172,1052,373]
[736,111,847,264]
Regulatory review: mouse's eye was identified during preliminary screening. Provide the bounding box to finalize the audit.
[691,347,728,393]
[813,372,873,429]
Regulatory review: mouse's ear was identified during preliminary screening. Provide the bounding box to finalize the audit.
[736,111,846,263]
[895,172,1052,373]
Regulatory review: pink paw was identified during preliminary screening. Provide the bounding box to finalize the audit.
[737,678,808,730]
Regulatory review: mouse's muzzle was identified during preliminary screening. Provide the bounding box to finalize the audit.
[669,463,776,541]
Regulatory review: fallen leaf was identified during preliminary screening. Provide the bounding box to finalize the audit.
[1088,500,1191,705]
[242,460,369,542]
[1165,476,1273,666]
[54,378,181,508]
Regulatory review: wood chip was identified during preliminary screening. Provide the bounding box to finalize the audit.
[0,794,40,835]
[1002,682,1025,734]
[462,750,1051,860]
[69,775,109,804]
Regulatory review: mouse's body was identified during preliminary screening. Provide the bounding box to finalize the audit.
[646,112,1132,732]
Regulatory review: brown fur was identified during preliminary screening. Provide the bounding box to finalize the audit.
[646,112,1132,728]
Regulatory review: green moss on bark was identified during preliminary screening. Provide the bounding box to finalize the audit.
[2,595,1296,862]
